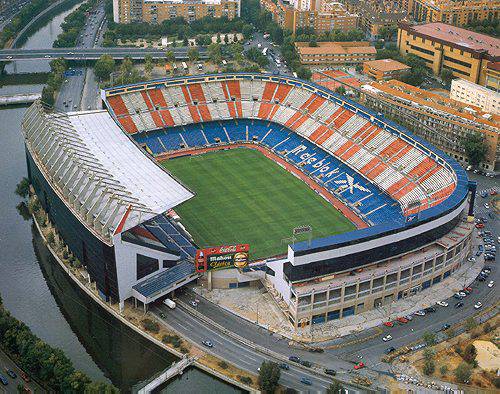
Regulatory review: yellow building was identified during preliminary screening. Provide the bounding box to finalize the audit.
[113,0,241,24]
[361,80,500,171]
[398,22,500,87]
[486,62,500,92]
[411,0,499,26]
[260,0,358,35]
[295,41,376,65]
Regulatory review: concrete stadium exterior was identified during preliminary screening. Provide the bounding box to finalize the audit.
[22,73,476,328]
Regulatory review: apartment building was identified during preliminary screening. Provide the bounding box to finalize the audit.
[295,41,376,65]
[341,0,408,38]
[450,79,500,115]
[485,62,500,92]
[113,0,241,23]
[398,22,500,87]
[361,80,500,171]
[411,0,499,26]
[260,0,358,35]
[363,59,411,80]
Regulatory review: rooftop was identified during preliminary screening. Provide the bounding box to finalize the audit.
[363,80,500,130]
[404,22,500,57]
[295,41,377,55]
[364,58,411,72]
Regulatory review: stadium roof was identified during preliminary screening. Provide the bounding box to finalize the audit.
[22,102,193,243]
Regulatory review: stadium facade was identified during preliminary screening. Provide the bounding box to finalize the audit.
[22,73,476,327]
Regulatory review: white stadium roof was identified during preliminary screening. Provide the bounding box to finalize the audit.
[22,102,193,243]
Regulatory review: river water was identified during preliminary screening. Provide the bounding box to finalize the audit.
[0,6,241,393]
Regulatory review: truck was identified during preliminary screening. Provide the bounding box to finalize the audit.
[163,298,176,309]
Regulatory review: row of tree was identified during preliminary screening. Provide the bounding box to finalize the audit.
[103,16,254,47]
[41,58,68,106]
[0,294,118,392]
[53,0,98,48]
[0,0,59,48]
[464,18,499,37]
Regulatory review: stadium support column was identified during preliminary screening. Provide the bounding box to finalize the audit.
[468,181,477,217]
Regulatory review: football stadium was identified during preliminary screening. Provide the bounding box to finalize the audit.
[22,73,477,328]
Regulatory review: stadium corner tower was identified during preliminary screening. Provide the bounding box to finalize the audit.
[22,74,477,327]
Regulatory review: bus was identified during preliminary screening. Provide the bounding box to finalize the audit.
[262,47,268,56]
[182,61,188,71]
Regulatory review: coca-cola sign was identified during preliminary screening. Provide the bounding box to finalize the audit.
[195,244,250,272]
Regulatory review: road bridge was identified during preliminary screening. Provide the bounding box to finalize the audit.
[0,47,207,61]
[0,93,41,106]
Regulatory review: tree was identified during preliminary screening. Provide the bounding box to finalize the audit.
[379,25,398,41]
[463,344,477,363]
[258,361,280,393]
[462,132,488,167]
[440,68,454,86]
[297,66,312,80]
[422,331,436,346]
[326,380,344,393]
[423,359,435,375]
[165,50,175,63]
[335,86,346,95]
[454,362,472,383]
[144,54,154,78]
[94,54,115,81]
[41,86,55,106]
[208,43,222,64]
[242,24,253,39]
[423,348,435,361]
[465,317,478,331]
[187,47,200,61]
[309,39,318,47]
[440,365,448,376]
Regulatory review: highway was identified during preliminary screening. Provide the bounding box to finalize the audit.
[0,47,207,61]
[151,174,498,391]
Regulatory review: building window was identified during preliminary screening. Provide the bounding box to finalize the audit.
[137,254,159,280]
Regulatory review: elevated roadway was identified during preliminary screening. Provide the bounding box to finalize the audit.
[0,47,207,61]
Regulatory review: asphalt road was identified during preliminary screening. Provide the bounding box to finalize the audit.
[0,47,207,61]
[246,32,291,76]
[150,173,498,391]
[0,349,45,393]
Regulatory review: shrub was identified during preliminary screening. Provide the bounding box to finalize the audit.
[440,365,448,376]
[483,322,492,334]
[463,344,477,363]
[465,317,477,331]
[46,232,55,245]
[218,360,228,369]
[454,362,472,383]
[238,375,252,385]
[493,376,500,389]
[423,359,435,376]
[142,319,160,333]
[423,348,435,361]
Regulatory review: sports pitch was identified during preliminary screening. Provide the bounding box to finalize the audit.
[162,148,355,259]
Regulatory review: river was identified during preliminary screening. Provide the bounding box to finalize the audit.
[0,5,242,393]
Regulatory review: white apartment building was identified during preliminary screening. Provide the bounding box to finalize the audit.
[450,79,500,116]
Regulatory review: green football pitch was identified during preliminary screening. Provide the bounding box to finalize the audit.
[162,148,355,259]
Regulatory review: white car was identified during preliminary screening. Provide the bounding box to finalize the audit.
[474,302,482,309]
[436,301,448,307]
[488,280,494,288]
[414,310,426,316]
[467,257,476,262]
[484,203,490,209]
[383,335,393,342]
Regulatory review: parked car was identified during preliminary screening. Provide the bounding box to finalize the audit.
[474,302,482,309]
[414,310,426,316]
[383,321,394,327]
[300,377,312,385]
[424,307,436,313]
[385,347,396,354]
[396,317,408,324]
[441,323,451,331]
[4,369,16,379]
[436,301,448,307]
[383,335,393,342]
[279,363,289,370]
[324,369,336,376]
[354,362,365,370]
[289,356,300,363]
[455,301,464,308]
[488,280,495,288]
[300,360,312,367]
[0,375,7,386]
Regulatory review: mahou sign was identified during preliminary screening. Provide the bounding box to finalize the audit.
[195,244,250,273]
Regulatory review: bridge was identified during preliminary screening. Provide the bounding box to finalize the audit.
[0,93,41,106]
[133,355,197,394]
[0,47,208,62]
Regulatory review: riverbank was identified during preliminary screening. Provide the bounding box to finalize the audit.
[28,195,257,393]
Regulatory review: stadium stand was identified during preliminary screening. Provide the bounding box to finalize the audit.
[104,76,457,222]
